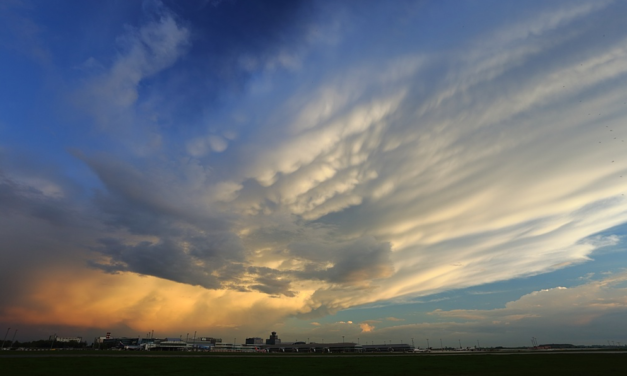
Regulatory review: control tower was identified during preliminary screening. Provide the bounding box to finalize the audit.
[265,331,281,345]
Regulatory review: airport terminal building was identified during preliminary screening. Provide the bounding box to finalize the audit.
[92,331,412,353]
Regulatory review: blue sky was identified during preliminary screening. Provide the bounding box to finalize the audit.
[2,0,627,346]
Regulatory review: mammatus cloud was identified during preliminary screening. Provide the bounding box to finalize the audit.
[4,0,627,341]
[58,0,627,316]
[198,0,627,316]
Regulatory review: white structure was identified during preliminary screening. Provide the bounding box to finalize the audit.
[55,336,83,343]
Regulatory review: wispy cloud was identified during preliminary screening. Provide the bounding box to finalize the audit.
[468,290,506,296]
[74,1,190,134]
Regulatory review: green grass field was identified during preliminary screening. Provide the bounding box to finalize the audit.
[2,352,625,376]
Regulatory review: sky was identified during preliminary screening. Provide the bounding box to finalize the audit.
[2,0,627,347]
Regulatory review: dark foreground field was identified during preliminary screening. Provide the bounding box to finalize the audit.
[2,352,625,376]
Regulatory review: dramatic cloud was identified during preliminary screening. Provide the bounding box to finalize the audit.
[3,0,627,343]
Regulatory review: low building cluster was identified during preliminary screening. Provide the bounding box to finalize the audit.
[92,331,414,353]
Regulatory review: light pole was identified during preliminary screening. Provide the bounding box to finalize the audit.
[1,327,9,349]
[426,338,430,349]
[342,336,344,343]
[411,338,414,347]
[458,339,461,349]
[10,329,17,349]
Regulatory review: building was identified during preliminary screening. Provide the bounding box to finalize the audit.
[186,337,221,351]
[53,336,83,343]
[196,337,222,345]
[213,343,262,352]
[266,331,281,345]
[263,342,363,353]
[246,337,264,345]
[93,337,140,349]
[154,338,190,351]
[362,343,413,352]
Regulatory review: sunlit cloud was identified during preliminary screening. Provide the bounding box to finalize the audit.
[359,322,375,333]
[3,0,627,343]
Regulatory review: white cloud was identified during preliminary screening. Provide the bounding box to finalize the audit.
[81,0,627,318]
[75,1,189,131]
[213,6,627,317]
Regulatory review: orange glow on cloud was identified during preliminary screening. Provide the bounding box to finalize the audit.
[359,322,375,333]
[1,270,311,335]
